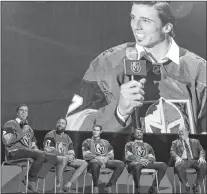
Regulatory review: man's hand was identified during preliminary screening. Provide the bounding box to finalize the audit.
[175,157,184,166]
[140,159,149,167]
[31,142,38,150]
[95,156,108,168]
[198,158,206,164]
[148,154,155,163]
[95,156,108,163]
[118,79,146,117]
[66,154,75,162]
[44,146,56,153]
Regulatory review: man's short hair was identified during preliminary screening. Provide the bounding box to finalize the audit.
[134,128,144,134]
[57,117,67,125]
[132,1,176,37]
[93,124,102,131]
[16,104,28,112]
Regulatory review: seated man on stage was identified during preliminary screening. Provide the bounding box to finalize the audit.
[43,117,88,193]
[125,128,167,194]
[82,124,125,193]
[2,104,58,193]
[170,125,206,193]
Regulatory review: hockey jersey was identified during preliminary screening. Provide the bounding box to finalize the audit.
[65,42,206,133]
[82,137,114,160]
[125,141,155,162]
[2,119,36,155]
[43,130,74,156]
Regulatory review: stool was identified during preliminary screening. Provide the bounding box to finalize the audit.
[127,169,159,194]
[83,168,118,193]
[173,168,206,193]
[1,158,32,194]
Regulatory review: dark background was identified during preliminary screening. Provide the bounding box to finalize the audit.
[1,2,206,162]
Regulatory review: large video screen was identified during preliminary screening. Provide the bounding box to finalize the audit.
[1,1,206,135]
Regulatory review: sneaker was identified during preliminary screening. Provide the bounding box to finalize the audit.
[192,183,199,194]
[52,186,65,193]
[148,186,157,194]
[94,186,99,194]
[135,187,140,194]
[63,182,72,193]
[184,183,191,193]
[104,186,112,193]
[27,180,41,193]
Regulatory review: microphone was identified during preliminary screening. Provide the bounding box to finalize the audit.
[124,47,147,129]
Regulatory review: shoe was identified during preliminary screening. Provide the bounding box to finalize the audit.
[148,186,157,194]
[27,180,41,193]
[52,185,65,193]
[93,186,99,194]
[63,182,72,193]
[135,187,140,194]
[104,186,112,193]
[62,185,71,193]
[192,183,199,194]
[184,183,191,193]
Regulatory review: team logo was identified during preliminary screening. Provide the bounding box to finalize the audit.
[152,65,161,75]
[95,143,105,155]
[131,61,141,73]
[56,142,67,154]
[136,146,146,157]
[22,133,31,147]
[145,97,188,134]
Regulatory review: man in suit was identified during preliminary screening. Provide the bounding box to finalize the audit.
[82,124,125,193]
[170,126,206,193]
[125,128,167,194]
[2,104,58,193]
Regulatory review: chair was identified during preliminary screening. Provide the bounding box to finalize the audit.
[1,158,33,194]
[36,166,79,193]
[83,168,118,193]
[127,169,159,194]
[173,168,206,194]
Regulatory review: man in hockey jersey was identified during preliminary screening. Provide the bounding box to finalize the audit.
[43,117,88,192]
[65,1,206,134]
[2,104,58,193]
[82,124,125,193]
[125,128,167,194]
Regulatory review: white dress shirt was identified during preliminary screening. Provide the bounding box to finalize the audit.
[15,118,21,123]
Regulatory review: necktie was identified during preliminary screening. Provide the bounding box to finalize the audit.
[184,140,192,159]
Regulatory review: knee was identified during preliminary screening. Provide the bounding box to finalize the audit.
[82,160,88,168]
[90,161,101,169]
[198,162,207,170]
[36,151,46,162]
[131,164,142,171]
[160,162,167,171]
[118,161,125,170]
[57,156,68,166]
[46,153,58,165]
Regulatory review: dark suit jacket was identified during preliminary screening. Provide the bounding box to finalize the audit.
[170,138,206,161]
